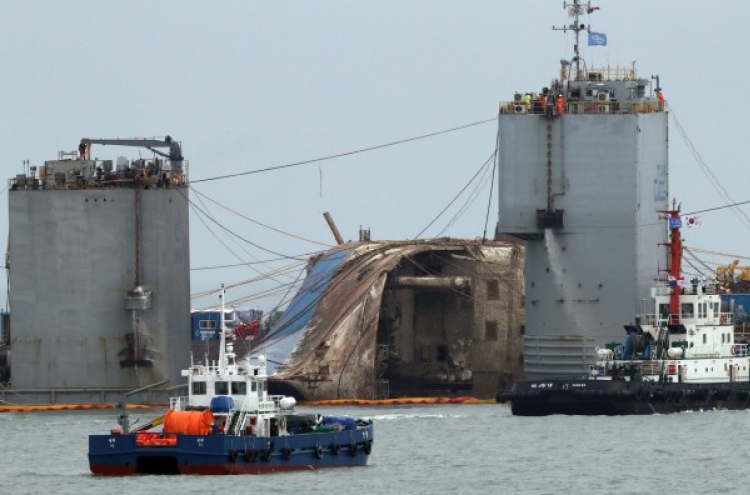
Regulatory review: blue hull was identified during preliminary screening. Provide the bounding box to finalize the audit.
[89,423,373,475]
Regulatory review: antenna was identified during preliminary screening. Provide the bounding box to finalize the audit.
[218,284,226,372]
[553,0,597,80]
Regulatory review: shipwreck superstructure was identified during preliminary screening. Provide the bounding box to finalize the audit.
[2,137,191,404]
[257,238,525,401]
[495,1,669,379]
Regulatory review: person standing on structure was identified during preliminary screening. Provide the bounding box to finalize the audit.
[556,93,564,115]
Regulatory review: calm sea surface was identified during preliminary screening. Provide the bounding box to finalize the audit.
[1,403,747,495]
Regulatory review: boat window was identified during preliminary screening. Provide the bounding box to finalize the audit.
[231,382,246,395]
[485,321,498,341]
[722,334,725,344]
[703,334,707,344]
[192,381,206,395]
[487,280,500,300]
[199,320,217,330]
[681,303,694,318]
[658,303,670,319]
[698,303,707,318]
[251,380,257,392]
[215,381,229,395]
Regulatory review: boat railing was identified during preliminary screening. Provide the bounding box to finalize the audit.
[170,396,189,411]
[257,399,280,414]
[8,163,190,191]
[722,312,734,326]
[562,66,638,82]
[499,99,664,116]
[638,314,658,326]
[639,312,734,327]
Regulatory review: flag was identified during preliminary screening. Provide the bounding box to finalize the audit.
[668,217,682,230]
[683,215,699,227]
[588,32,607,46]
[587,7,600,14]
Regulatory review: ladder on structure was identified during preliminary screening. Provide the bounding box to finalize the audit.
[225,409,249,436]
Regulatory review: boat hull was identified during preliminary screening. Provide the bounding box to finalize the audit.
[497,379,750,416]
[89,423,373,475]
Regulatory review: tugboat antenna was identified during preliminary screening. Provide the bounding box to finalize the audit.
[218,284,226,372]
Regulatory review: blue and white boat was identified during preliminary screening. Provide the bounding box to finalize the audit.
[498,204,750,415]
[89,286,374,475]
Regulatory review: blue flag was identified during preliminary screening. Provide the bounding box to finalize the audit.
[668,217,682,230]
[588,32,607,46]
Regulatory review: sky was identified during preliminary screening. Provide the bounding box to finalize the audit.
[1,0,749,315]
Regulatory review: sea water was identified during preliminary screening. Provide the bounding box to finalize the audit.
[0,404,748,495]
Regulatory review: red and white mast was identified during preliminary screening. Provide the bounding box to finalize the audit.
[661,203,683,324]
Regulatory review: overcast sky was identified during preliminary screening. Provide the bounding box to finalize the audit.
[1,0,748,314]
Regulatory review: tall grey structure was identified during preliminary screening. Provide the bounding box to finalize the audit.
[4,137,191,404]
[496,2,669,379]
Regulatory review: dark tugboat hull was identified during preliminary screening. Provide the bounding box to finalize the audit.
[497,379,750,416]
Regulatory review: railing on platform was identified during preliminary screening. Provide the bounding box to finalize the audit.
[500,99,665,116]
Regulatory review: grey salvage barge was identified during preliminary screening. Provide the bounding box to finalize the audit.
[253,238,526,401]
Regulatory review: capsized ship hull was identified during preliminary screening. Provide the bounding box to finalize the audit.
[257,239,525,401]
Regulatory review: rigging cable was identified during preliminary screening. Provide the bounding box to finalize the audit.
[671,107,750,231]
[414,150,497,239]
[483,129,500,241]
[190,186,331,247]
[190,117,497,184]
[436,156,495,237]
[178,188,313,261]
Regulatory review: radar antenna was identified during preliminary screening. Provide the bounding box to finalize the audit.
[553,0,599,81]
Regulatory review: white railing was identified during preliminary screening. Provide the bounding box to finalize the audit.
[170,396,189,411]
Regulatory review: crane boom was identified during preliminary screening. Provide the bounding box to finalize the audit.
[79,135,184,171]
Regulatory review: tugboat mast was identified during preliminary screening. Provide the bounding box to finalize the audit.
[553,0,598,80]
[661,203,683,324]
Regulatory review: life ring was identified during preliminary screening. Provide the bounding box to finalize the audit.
[721,314,727,325]
[229,450,239,463]
[244,449,256,462]
[314,445,323,459]
[349,443,358,457]
[330,443,340,456]
[731,345,738,356]
[282,448,292,461]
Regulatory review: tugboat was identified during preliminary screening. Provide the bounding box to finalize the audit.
[89,286,374,475]
[497,203,750,415]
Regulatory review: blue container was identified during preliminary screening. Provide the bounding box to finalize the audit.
[210,396,234,413]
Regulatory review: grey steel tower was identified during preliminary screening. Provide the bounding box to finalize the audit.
[5,137,191,404]
[496,1,669,379]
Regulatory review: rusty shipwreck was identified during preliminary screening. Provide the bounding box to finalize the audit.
[254,238,525,401]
